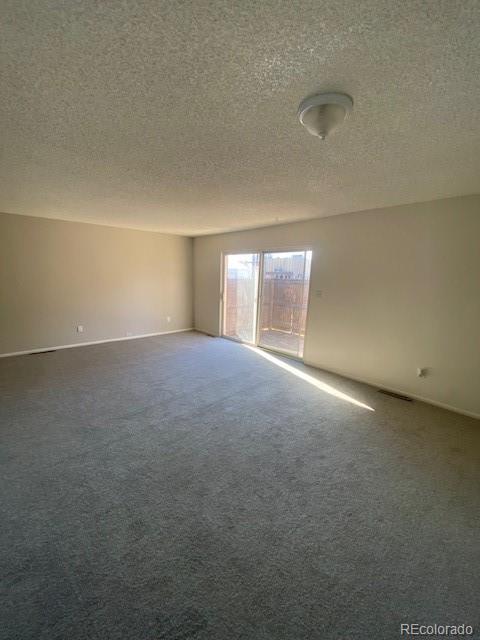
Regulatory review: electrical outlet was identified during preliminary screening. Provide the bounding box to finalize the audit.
[126,331,133,337]
[77,325,84,333]
[416,367,428,377]
[166,316,171,323]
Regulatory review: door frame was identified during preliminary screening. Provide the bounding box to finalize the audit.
[221,250,260,346]
[221,247,313,360]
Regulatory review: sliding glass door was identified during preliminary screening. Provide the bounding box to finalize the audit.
[258,251,312,358]
[223,253,259,344]
[222,249,312,358]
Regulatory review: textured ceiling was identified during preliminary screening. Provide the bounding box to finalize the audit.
[1,1,480,236]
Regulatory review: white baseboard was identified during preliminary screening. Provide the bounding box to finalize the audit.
[0,328,194,359]
[303,359,480,420]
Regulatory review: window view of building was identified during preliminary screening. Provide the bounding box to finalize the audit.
[259,251,312,356]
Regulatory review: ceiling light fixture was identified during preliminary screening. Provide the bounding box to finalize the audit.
[297,92,353,140]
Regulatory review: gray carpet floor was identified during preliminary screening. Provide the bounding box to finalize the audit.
[1,331,479,639]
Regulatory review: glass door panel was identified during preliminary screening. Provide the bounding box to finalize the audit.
[223,253,260,344]
[258,250,312,357]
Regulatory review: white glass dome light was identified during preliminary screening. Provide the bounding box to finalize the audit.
[297,93,353,140]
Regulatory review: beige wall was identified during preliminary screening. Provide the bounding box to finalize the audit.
[193,195,480,418]
[0,213,193,354]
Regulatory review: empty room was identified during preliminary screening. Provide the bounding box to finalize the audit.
[1,1,479,639]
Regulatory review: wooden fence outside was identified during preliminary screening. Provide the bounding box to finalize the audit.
[225,278,308,337]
